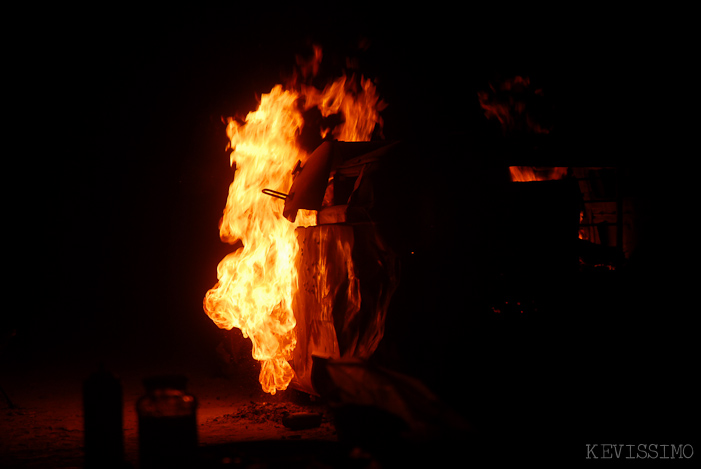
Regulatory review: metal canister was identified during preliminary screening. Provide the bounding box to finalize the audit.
[136,375,197,468]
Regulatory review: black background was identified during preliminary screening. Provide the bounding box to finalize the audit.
[6,4,694,447]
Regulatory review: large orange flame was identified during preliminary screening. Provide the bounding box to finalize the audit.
[204,65,384,394]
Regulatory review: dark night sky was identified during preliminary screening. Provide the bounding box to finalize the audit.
[8,6,688,368]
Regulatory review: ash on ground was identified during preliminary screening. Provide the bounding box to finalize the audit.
[216,401,326,425]
[201,392,337,444]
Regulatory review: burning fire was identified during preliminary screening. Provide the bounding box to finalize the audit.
[509,166,568,182]
[203,51,385,394]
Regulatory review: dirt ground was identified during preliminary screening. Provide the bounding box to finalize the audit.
[0,335,338,468]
